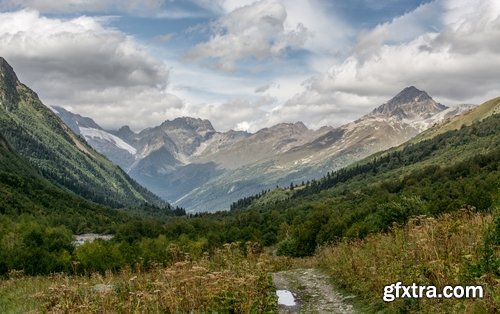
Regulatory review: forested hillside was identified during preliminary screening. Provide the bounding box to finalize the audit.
[227,111,499,256]
[0,132,125,229]
[0,129,186,275]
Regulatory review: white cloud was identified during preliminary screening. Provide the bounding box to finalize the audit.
[278,0,500,128]
[187,0,352,74]
[186,0,309,71]
[193,98,269,132]
[0,10,276,131]
[194,0,352,58]
[354,1,442,60]
[2,1,500,134]
[0,10,177,129]
[283,0,353,60]
[235,121,251,131]
[267,90,385,129]
[0,10,168,88]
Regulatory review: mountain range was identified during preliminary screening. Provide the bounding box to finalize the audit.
[54,85,474,212]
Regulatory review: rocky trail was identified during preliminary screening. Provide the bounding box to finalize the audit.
[273,268,357,313]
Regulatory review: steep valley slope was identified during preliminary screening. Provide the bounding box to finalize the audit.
[0,57,165,208]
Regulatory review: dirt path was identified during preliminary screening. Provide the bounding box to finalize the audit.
[272,268,356,313]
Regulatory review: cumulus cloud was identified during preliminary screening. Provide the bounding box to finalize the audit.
[193,98,270,132]
[282,0,353,62]
[0,10,176,129]
[193,0,351,59]
[0,9,275,131]
[186,0,309,71]
[278,0,500,128]
[0,10,168,87]
[354,1,442,60]
[235,121,251,131]
[2,0,500,134]
[267,90,386,129]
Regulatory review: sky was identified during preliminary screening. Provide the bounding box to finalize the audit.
[0,0,499,132]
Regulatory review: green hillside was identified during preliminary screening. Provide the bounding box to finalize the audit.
[0,130,128,275]
[0,130,188,276]
[227,107,499,256]
[0,132,130,232]
[0,57,165,208]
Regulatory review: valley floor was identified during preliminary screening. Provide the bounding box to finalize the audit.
[1,210,497,313]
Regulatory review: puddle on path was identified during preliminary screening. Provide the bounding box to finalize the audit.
[273,269,356,313]
[276,290,296,306]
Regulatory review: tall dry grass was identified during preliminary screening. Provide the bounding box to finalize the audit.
[316,210,499,313]
[34,242,279,313]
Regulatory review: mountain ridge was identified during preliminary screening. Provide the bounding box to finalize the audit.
[0,57,21,110]
[55,85,474,212]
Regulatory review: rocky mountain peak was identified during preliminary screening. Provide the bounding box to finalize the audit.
[119,125,133,132]
[110,125,137,147]
[292,121,308,131]
[371,86,447,120]
[0,57,20,109]
[116,125,135,137]
[161,117,215,133]
[0,57,18,83]
[388,86,432,106]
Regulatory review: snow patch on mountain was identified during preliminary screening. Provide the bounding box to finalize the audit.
[80,127,137,155]
[409,104,475,131]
